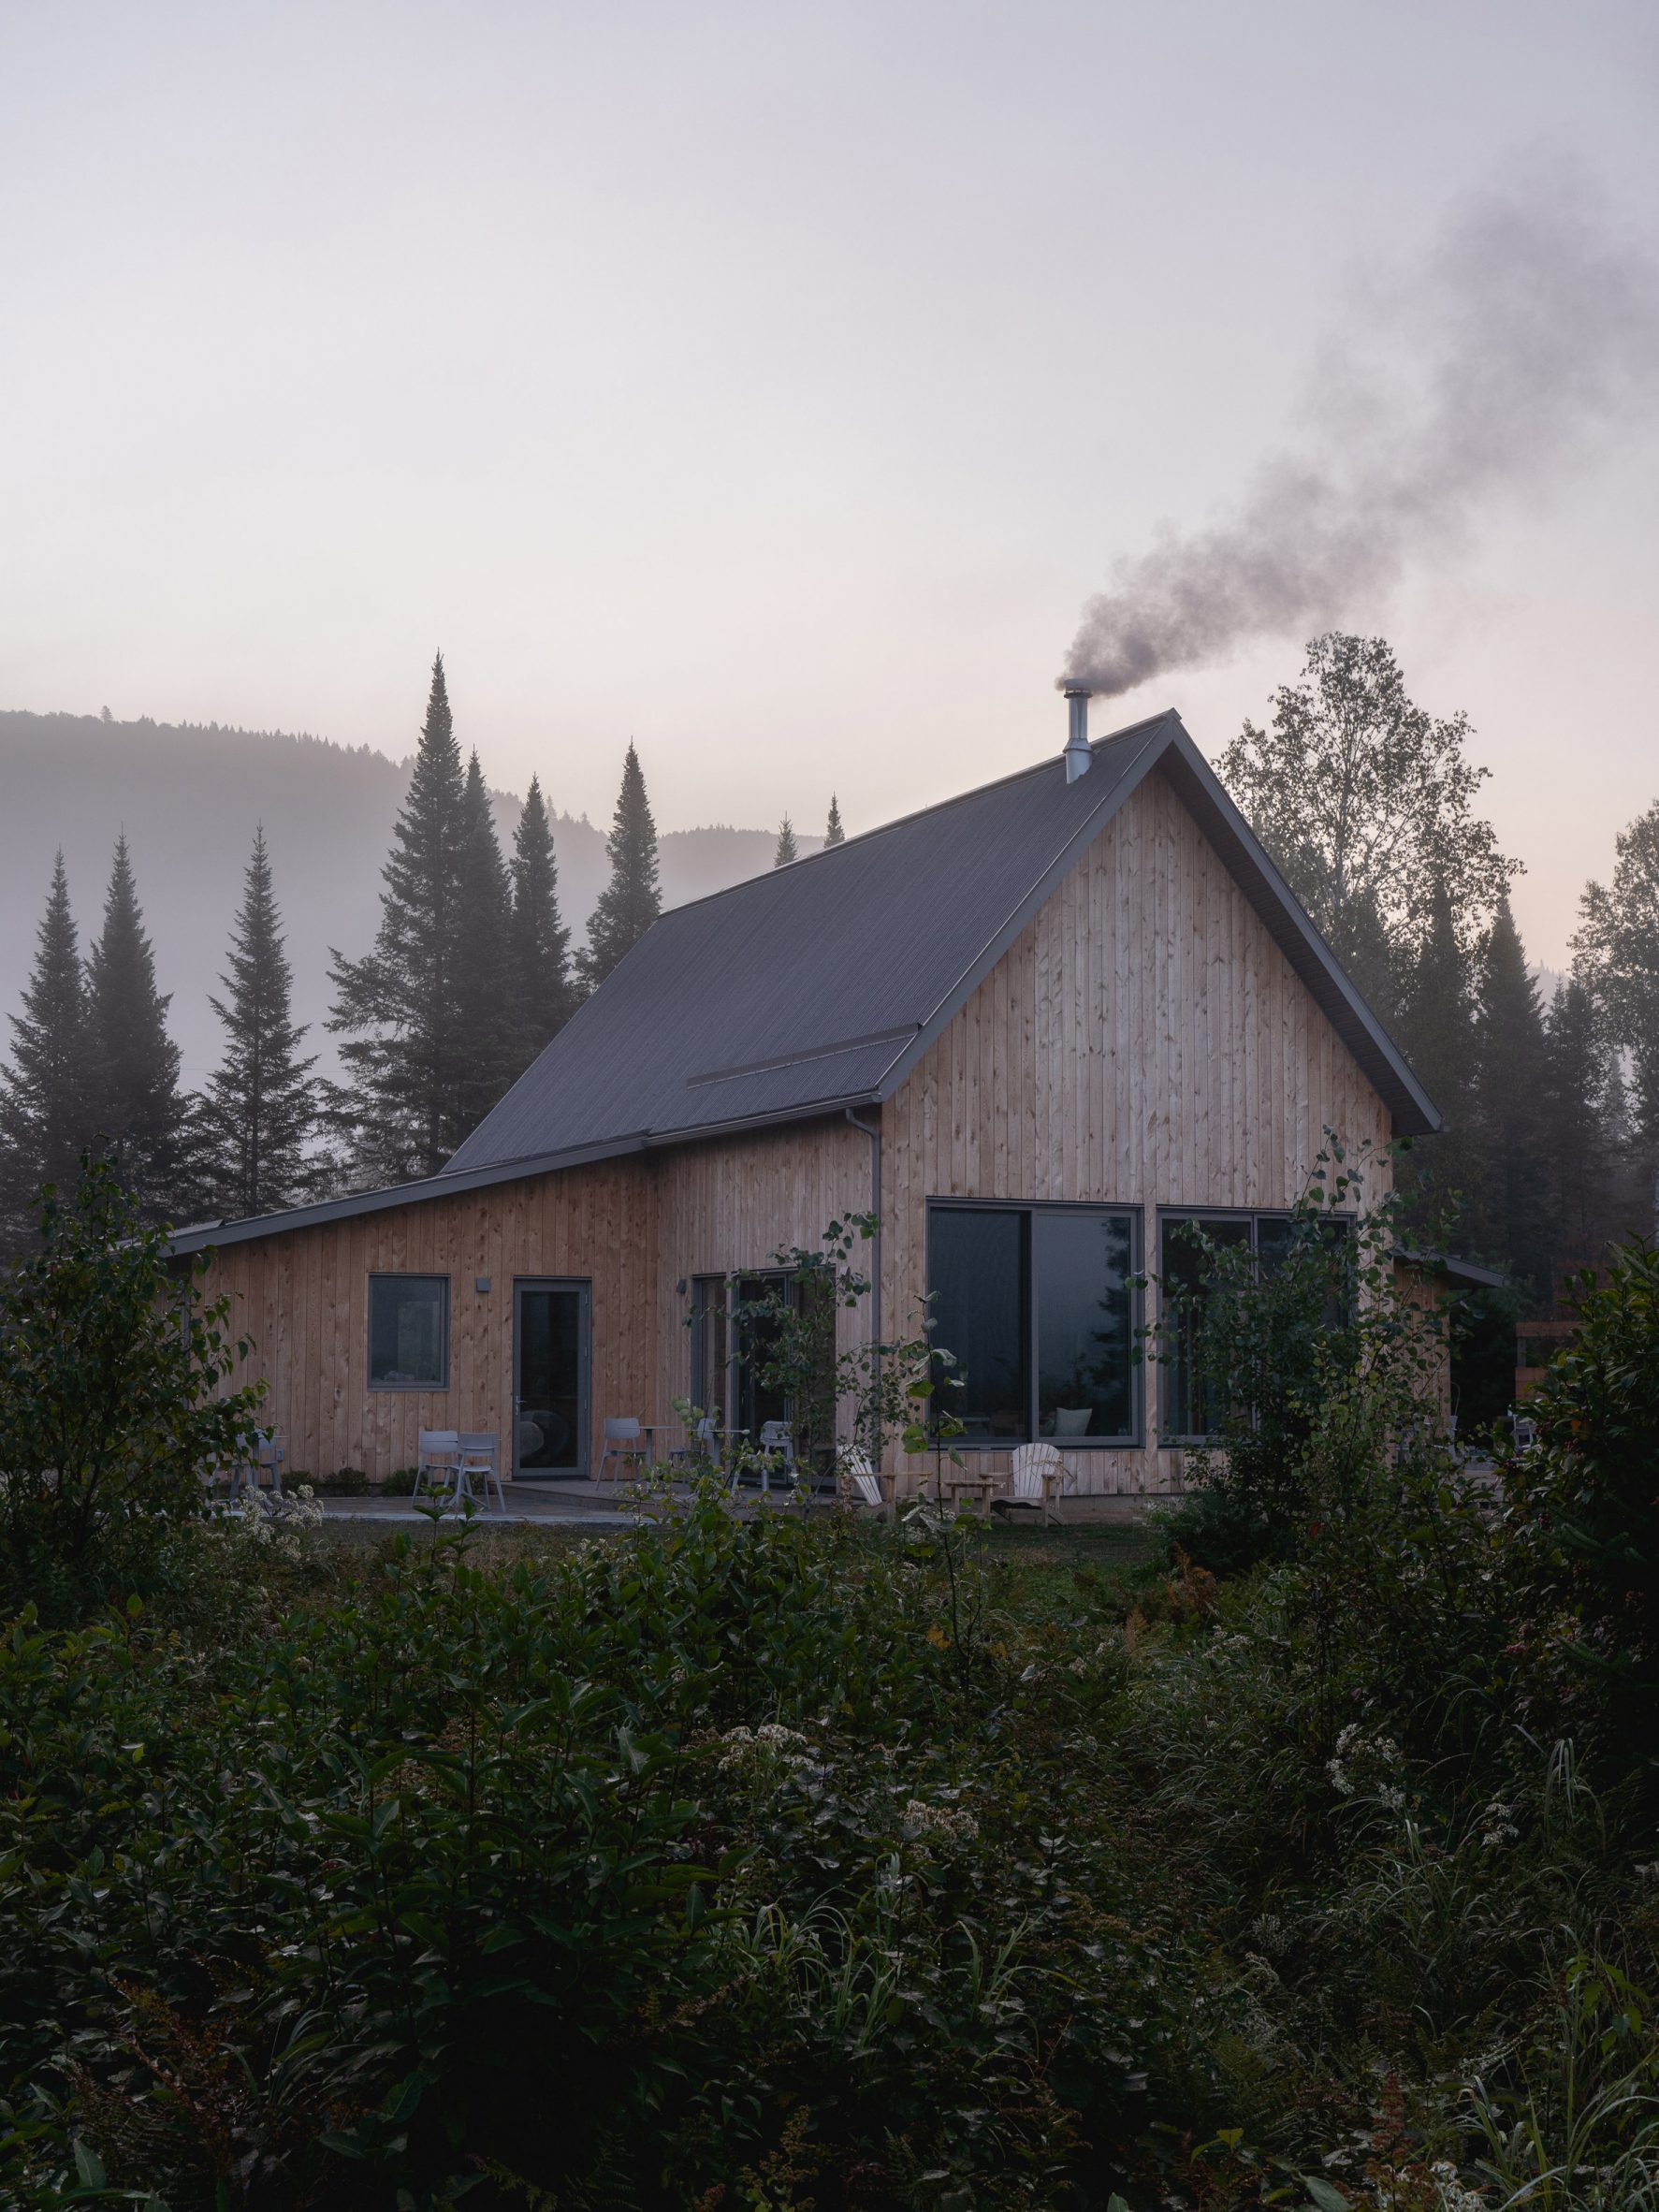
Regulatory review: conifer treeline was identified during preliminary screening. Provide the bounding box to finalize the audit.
[0,653,843,1244]
[1223,633,1659,1308]
[6,634,1650,1311]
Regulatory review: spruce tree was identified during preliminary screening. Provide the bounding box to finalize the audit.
[1469,893,1551,1297]
[0,852,94,1241]
[453,749,519,1128]
[1392,874,1477,1244]
[1540,976,1620,1280]
[86,835,188,1223]
[580,742,662,990]
[200,827,320,1218]
[773,815,798,868]
[1573,796,1659,1234]
[824,795,845,849]
[328,653,470,1180]
[509,773,576,1059]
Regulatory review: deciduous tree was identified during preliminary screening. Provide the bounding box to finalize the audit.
[1219,633,1517,1015]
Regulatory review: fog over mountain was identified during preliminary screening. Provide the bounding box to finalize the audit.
[0,711,815,1083]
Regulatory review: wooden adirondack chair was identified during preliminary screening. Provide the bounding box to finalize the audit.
[995,1441,1074,1527]
[835,1446,897,1522]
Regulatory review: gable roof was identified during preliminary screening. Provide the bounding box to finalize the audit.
[167,708,1438,1256]
[449,706,1439,1171]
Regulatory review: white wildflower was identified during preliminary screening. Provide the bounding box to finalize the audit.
[718,1722,813,1773]
[1478,1800,1519,1850]
[1430,2159,1490,2210]
[901,1797,979,1846]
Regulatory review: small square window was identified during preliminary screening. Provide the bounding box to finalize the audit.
[369,1274,449,1390]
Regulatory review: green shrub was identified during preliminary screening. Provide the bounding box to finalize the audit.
[0,1161,264,1623]
[1505,1239,1659,1776]
[2,1448,1656,2206]
[312,1465,370,1493]
[1151,1480,1274,1577]
[1156,1139,1445,1563]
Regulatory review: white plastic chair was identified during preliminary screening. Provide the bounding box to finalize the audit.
[413,1429,460,1501]
[453,1432,505,1514]
[757,1419,797,1493]
[997,1442,1074,1527]
[670,1416,725,1477]
[835,1446,895,1521]
[227,1427,284,1503]
[597,1417,648,1483]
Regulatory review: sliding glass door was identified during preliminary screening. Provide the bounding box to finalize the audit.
[513,1279,589,1477]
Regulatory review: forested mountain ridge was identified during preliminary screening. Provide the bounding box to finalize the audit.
[0,710,812,1081]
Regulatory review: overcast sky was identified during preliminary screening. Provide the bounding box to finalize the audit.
[4,0,1657,967]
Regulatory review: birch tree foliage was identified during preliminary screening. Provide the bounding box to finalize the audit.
[1218,633,1518,985]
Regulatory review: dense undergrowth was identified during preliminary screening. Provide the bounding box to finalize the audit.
[3,1173,1657,2209]
[0,1469,1656,2212]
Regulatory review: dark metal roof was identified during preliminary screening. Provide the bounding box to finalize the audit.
[450,707,1438,1172]
[166,707,1439,1258]
[1394,1246,1509,1289]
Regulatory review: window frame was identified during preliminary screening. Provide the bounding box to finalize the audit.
[924,1198,1144,1451]
[691,1269,802,1433]
[1156,1206,1352,1441]
[367,1272,451,1392]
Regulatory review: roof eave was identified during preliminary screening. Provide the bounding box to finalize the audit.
[163,1092,886,1258]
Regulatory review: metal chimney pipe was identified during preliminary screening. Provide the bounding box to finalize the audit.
[1062,685,1091,782]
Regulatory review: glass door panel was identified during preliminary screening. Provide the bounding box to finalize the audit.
[514,1280,589,1477]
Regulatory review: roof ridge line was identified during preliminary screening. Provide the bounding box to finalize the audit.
[655,707,1181,923]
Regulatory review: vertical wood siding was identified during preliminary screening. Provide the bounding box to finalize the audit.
[880,766,1393,1494]
[203,1158,657,1480]
[649,1117,878,1423]
[201,765,1393,1497]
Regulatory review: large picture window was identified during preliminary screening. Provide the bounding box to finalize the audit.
[368,1273,449,1390]
[926,1203,1140,1448]
[1158,1211,1351,1436]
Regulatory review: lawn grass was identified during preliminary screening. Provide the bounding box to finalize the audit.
[310,1504,1157,1603]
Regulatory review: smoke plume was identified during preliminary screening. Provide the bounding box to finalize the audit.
[1061,178,1659,697]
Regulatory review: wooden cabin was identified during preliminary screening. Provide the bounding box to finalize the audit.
[167,707,1441,1505]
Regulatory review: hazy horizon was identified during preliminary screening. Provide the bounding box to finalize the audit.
[5,1,1659,968]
